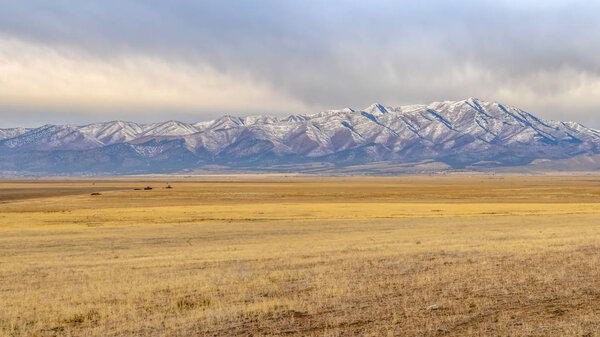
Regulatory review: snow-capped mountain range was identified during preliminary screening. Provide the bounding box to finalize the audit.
[1,98,600,175]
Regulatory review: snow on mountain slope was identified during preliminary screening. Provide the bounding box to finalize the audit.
[140,121,200,137]
[0,127,31,141]
[1,98,599,174]
[0,124,104,151]
[79,121,146,144]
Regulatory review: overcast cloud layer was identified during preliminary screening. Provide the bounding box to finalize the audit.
[1,0,599,127]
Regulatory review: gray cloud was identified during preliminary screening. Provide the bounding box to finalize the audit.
[1,0,600,127]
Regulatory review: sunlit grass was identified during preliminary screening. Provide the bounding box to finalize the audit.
[1,176,599,336]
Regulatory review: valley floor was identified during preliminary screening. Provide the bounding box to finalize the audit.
[1,176,600,336]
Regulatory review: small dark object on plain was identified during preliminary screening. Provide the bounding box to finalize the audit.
[90,192,101,196]
[134,188,141,190]
[144,186,153,190]
[166,185,173,189]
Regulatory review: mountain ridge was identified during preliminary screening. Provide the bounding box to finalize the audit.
[1,98,599,175]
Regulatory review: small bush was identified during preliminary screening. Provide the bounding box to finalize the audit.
[175,295,211,312]
[61,310,100,325]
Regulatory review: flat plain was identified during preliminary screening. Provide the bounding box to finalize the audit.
[1,175,600,336]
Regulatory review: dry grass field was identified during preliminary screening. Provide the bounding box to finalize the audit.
[1,175,600,336]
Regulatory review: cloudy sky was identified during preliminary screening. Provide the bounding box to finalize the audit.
[1,0,599,127]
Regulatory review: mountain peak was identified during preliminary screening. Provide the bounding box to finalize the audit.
[465,97,482,103]
[323,107,355,114]
[365,103,389,114]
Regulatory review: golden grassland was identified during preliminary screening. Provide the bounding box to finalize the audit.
[1,176,600,336]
